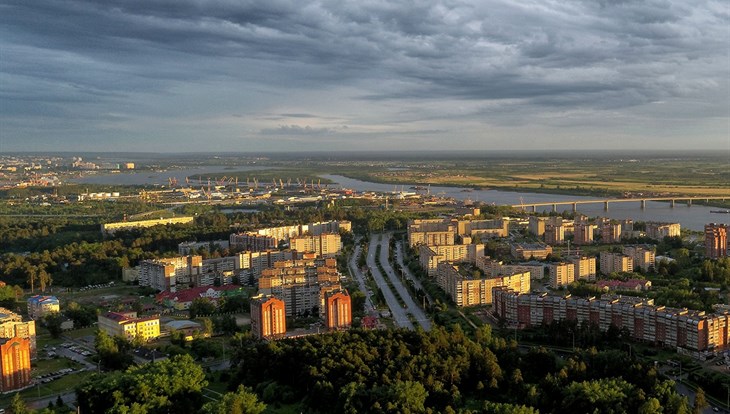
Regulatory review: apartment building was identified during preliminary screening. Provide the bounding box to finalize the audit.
[646,222,681,240]
[457,219,509,239]
[325,290,352,330]
[544,225,565,245]
[101,216,195,234]
[436,262,530,306]
[27,295,59,320]
[258,259,341,316]
[600,251,634,275]
[250,295,287,340]
[245,220,352,246]
[307,220,352,235]
[0,336,31,392]
[419,244,486,276]
[568,256,597,282]
[574,223,596,245]
[548,262,575,289]
[178,240,229,255]
[0,307,36,360]
[493,289,729,358]
[229,232,277,251]
[476,257,544,281]
[408,219,456,247]
[705,223,728,259]
[289,233,342,257]
[601,222,622,244]
[623,245,656,271]
[98,312,160,341]
[528,216,546,237]
[139,255,202,292]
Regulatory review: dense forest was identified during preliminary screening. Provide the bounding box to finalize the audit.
[230,326,690,414]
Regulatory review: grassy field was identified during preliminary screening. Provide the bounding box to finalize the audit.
[330,157,730,199]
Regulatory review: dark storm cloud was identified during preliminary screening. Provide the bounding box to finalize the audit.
[0,0,727,150]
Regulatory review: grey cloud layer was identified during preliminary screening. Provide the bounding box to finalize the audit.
[0,0,727,150]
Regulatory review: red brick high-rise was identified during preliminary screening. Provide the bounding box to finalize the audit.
[705,223,728,259]
[0,336,31,392]
[250,296,286,340]
[325,290,352,330]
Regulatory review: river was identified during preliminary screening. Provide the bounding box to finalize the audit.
[68,168,724,231]
[321,175,724,232]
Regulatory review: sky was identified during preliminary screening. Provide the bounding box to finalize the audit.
[1,0,729,153]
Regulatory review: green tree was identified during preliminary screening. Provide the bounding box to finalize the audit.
[9,392,29,414]
[44,313,64,338]
[638,397,662,414]
[77,354,207,413]
[189,298,216,318]
[692,387,707,414]
[385,380,428,414]
[199,385,266,414]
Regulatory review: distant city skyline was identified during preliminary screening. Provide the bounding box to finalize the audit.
[1,0,728,152]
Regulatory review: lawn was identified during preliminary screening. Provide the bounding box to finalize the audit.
[0,371,95,407]
[63,326,97,340]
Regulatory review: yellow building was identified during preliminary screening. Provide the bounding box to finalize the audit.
[569,256,597,282]
[548,262,575,289]
[436,262,530,306]
[98,312,160,341]
[101,216,195,234]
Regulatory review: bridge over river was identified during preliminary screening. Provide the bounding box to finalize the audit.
[513,196,728,212]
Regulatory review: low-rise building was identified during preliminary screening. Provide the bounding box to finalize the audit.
[27,295,59,320]
[97,312,160,341]
[510,243,553,260]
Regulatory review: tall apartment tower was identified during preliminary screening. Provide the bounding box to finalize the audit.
[601,222,622,244]
[600,251,634,275]
[0,336,31,392]
[250,296,286,340]
[548,262,575,289]
[528,216,546,237]
[705,223,728,259]
[325,290,352,330]
[544,225,564,245]
[574,223,595,245]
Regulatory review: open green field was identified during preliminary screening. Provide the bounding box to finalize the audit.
[348,157,730,198]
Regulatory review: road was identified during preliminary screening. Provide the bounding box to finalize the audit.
[27,391,76,411]
[376,234,431,331]
[395,241,433,306]
[366,234,413,329]
[348,240,376,314]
